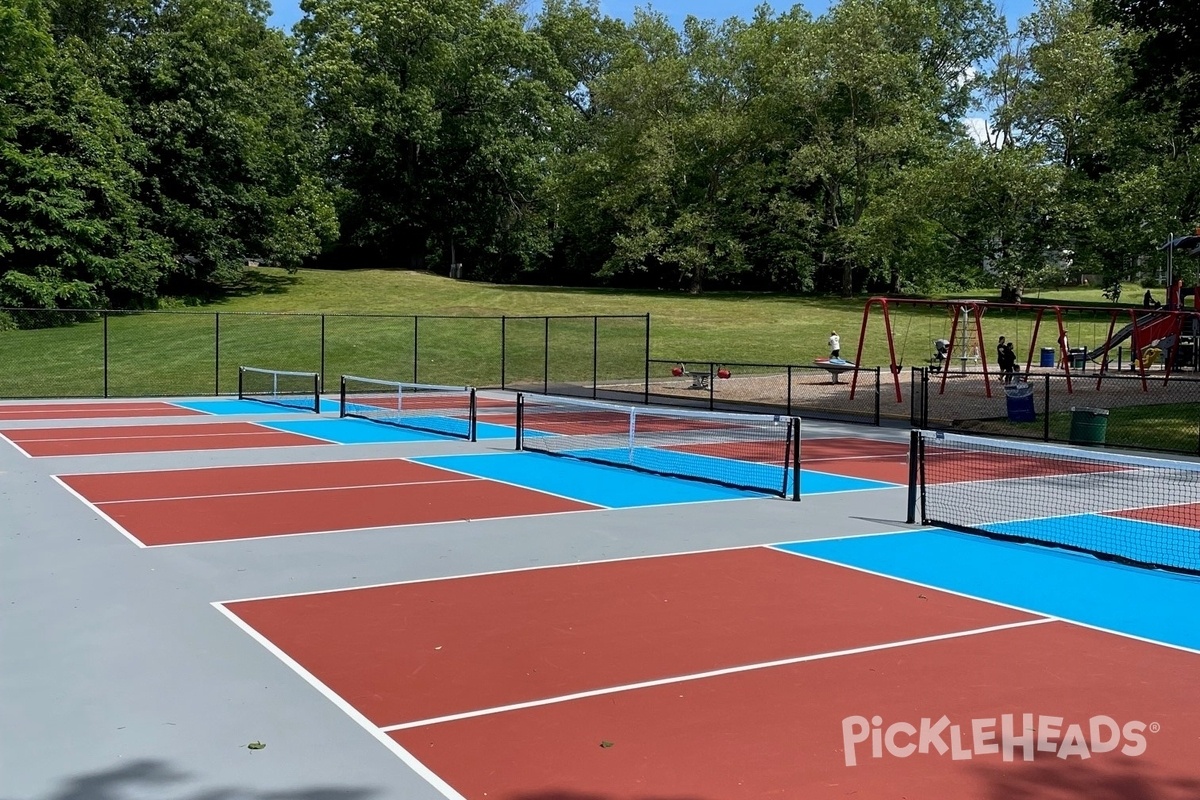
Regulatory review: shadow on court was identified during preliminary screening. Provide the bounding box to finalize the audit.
[978,756,1200,800]
[2,759,378,800]
[509,793,709,800]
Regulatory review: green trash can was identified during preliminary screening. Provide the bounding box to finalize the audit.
[1069,407,1108,445]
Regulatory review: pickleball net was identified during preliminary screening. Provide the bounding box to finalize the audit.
[340,375,477,441]
[238,366,321,412]
[515,393,800,498]
[913,429,1200,574]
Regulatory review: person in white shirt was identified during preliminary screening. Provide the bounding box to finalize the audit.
[828,331,841,359]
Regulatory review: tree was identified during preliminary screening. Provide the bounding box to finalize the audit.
[299,0,570,278]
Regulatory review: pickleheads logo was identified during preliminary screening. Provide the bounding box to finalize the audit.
[841,714,1155,767]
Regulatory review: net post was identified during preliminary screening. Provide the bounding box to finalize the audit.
[916,431,927,524]
[906,429,920,524]
[311,371,320,413]
[515,393,524,450]
[468,388,478,442]
[237,366,245,400]
[791,417,802,501]
[339,375,347,417]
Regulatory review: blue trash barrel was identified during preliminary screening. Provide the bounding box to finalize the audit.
[1004,383,1036,422]
[1039,347,1056,367]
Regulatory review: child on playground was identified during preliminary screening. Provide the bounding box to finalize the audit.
[829,330,841,359]
[999,341,1017,384]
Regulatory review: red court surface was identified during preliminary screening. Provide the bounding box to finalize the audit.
[221,547,1200,799]
[1110,502,1200,530]
[59,458,597,546]
[2,421,325,457]
[0,400,201,421]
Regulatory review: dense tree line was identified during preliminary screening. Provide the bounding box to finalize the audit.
[0,0,1197,311]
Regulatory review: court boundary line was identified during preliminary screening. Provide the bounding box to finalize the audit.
[51,453,491,477]
[50,475,147,549]
[378,618,1056,731]
[210,603,467,800]
[0,432,33,458]
[409,454,616,510]
[414,451,803,505]
[12,438,336,459]
[5,426,326,444]
[772,541,1200,656]
[218,542,768,605]
[90,476,484,506]
[122,505,606,549]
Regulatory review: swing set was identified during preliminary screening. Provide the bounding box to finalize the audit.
[848,296,1200,403]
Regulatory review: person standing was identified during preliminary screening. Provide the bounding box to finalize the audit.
[996,336,1006,379]
[829,330,841,359]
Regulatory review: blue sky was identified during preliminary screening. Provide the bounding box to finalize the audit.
[266,0,1036,33]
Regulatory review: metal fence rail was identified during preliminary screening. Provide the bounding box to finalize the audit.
[909,367,1200,456]
[0,308,650,401]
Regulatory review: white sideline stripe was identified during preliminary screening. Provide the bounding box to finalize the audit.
[7,428,307,443]
[773,544,1200,657]
[51,475,147,549]
[217,542,767,605]
[92,477,483,506]
[211,604,466,800]
[0,432,34,458]
[380,618,1055,732]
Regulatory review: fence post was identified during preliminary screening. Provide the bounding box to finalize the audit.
[708,361,715,410]
[786,366,793,416]
[500,316,507,389]
[592,316,598,399]
[102,312,109,398]
[412,317,419,383]
[1043,374,1051,442]
[320,315,326,393]
[643,313,650,405]
[543,316,549,394]
[214,313,220,395]
[873,367,881,426]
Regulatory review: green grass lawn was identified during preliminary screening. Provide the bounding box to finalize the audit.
[0,270,1185,398]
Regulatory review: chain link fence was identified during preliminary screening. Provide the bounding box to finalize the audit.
[0,309,649,401]
[645,359,882,424]
[911,366,1200,456]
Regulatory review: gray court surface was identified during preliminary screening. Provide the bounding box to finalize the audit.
[0,396,913,800]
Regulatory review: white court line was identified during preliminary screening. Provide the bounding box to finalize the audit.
[411,455,614,511]
[0,432,34,458]
[91,477,483,506]
[210,604,467,800]
[139,505,606,549]
[55,453,484,477]
[50,475,147,549]
[772,543,1200,657]
[5,428,312,444]
[380,619,1056,731]
[218,542,768,605]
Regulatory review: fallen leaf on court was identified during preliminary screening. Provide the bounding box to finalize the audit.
[600,740,614,748]
[247,741,266,750]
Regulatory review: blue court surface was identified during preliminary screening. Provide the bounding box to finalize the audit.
[260,417,514,444]
[777,529,1200,652]
[172,398,340,415]
[561,446,896,496]
[414,451,762,508]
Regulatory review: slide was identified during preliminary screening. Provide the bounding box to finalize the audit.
[1085,313,1177,361]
